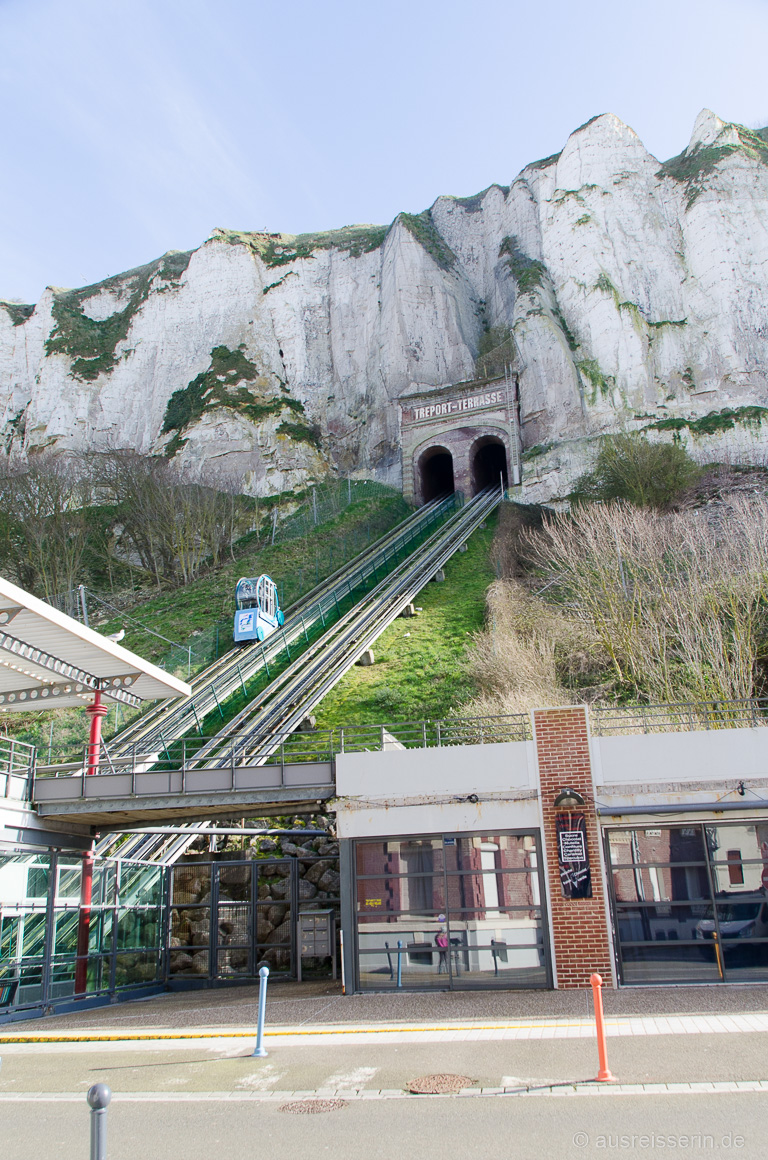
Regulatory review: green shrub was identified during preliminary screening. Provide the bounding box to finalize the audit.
[571,433,699,508]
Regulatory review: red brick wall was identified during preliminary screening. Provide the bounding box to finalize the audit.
[533,706,615,989]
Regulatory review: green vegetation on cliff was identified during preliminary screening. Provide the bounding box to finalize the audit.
[659,122,768,207]
[161,344,308,456]
[1,301,34,326]
[499,236,546,294]
[213,224,388,267]
[45,251,193,381]
[398,210,456,270]
[645,406,768,439]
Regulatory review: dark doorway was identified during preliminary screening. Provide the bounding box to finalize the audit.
[471,437,508,494]
[419,446,455,502]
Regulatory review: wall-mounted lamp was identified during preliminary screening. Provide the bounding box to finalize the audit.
[553,787,585,810]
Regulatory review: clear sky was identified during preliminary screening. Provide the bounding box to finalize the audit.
[2,0,768,303]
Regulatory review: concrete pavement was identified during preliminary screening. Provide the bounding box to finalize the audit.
[2,983,768,1158]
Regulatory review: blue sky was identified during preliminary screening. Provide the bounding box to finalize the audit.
[2,0,768,303]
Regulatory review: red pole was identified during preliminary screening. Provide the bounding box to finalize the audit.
[74,847,94,995]
[86,690,107,777]
[590,972,615,1082]
[75,691,107,996]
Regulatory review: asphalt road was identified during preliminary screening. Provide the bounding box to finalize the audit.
[1,1090,766,1160]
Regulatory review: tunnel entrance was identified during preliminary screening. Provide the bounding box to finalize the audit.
[419,446,455,502]
[472,437,508,494]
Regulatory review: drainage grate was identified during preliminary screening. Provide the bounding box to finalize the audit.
[279,1099,349,1114]
[406,1074,475,1095]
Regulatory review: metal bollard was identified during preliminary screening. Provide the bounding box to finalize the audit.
[87,1083,111,1160]
[252,964,269,1057]
[589,973,615,1082]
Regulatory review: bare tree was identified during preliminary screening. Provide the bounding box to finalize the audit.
[523,497,768,704]
[0,454,92,598]
[93,452,252,587]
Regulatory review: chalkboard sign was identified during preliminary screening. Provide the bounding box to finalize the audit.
[556,813,592,899]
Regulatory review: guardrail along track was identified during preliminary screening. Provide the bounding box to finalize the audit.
[186,486,502,771]
[107,494,456,758]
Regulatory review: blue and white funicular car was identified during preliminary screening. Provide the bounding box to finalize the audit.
[233,575,284,643]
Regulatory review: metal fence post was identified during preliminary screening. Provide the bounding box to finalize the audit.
[87,1083,111,1160]
[252,964,270,1057]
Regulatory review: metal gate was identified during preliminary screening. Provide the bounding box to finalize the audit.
[167,856,339,984]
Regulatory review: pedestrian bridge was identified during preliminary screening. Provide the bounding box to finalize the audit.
[27,717,528,830]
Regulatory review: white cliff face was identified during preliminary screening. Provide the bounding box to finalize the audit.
[3,109,768,500]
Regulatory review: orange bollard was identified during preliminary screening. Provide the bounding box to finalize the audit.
[590,972,616,1082]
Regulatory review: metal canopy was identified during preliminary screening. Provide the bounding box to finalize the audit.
[0,576,191,711]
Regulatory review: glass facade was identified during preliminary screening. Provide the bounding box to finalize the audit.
[0,849,165,1017]
[606,822,768,984]
[353,831,550,990]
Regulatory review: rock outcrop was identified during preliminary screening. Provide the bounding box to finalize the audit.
[3,110,768,500]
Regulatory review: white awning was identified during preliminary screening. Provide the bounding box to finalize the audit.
[0,576,191,711]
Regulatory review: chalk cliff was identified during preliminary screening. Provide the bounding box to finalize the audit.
[2,109,768,500]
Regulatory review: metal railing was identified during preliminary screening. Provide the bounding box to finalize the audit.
[34,712,531,787]
[591,698,768,735]
[0,735,35,800]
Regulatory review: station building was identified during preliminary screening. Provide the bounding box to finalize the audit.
[335,705,768,992]
[5,697,768,1022]
[399,371,523,505]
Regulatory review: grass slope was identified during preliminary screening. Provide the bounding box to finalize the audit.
[313,517,497,728]
[98,492,409,665]
[8,491,409,760]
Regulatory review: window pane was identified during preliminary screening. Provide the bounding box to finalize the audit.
[608,827,706,865]
[710,857,767,893]
[355,840,442,877]
[611,864,710,903]
[723,940,768,981]
[356,876,446,915]
[615,903,714,943]
[116,907,161,950]
[357,910,443,926]
[357,947,445,990]
[118,864,164,907]
[713,894,768,938]
[706,824,768,866]
[447,835,537,872]
[620,943,721,984]
[56,862,82,902]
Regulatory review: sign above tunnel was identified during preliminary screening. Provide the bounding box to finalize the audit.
[404,386,508,424]
[398,372,522,505]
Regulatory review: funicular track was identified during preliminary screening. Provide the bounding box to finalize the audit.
[31,487,502,829]
[107,494,456,760]
[185,486,502,771]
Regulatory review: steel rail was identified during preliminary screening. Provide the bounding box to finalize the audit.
[191,487,501,770]
[107,495,455,757]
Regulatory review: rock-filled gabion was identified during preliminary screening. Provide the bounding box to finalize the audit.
[169,834,340,976]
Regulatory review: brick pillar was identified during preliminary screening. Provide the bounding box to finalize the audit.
[533,706,614,988]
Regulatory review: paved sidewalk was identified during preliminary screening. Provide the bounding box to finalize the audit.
[5,978,768,1038]
[3,985,768,1160]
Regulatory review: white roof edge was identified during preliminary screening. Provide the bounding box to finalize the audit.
[0,575,192,700]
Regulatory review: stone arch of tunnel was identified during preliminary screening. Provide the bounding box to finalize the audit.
[418,445,455,502]
[471,435,508,495]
